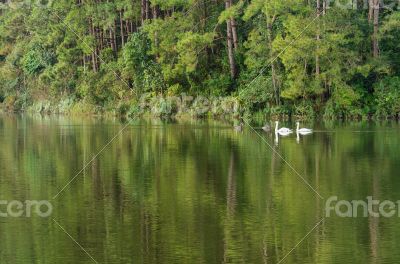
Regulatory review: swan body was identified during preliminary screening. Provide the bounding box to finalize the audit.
[262,123,271,132]
[274,121,293,135]
[234,122,243,132]
[296,122,313,135]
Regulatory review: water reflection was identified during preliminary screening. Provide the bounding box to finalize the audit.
[0,114,399,263]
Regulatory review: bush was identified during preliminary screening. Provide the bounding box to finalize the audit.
[270,105,291,119]
[219,97,241,117]
[122,32,165,93]
[70,100,97,115]
[203,73,231,96]
[294,102,315,120]
[57,97,75,113]
[190,96,211,117]
[3,96,17,111]
[167,84,184,96]
[374,77,400,119]
[323,86,361,119]
[116,102,130,116]
[238,75,273,113]
[22,44,55,75]
[128,102,142,117]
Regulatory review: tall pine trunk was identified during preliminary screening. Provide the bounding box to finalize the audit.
[225,0,236,79]
[316,0,321,77]
[141,0,146,25]
[90,19,98,72]
[109,28,116,55]
[229,0,238,50]
[145,0,150,20]
[152,5,159,54]
[372,0,379,58]
[120,10,125,47]
[267,16,279,105]
[368,0,374,22]
[141,0,150,25]
[113,20,117,51]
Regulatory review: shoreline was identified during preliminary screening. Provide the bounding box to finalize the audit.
[1,94,399,123]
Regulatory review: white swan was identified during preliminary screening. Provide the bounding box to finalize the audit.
[275,121,293,136]
[262,123,271,132]
[296,122,313,135]
[234,122,243,132]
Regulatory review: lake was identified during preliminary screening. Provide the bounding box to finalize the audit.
[0,113,400,263]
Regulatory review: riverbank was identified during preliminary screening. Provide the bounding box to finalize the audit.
[0,94,243,120]
[1,93,399,122]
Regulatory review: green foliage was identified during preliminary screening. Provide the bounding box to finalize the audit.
[374,77,400,119]
[322,85,362,120]
[323,91,360,120]
[122,32,165,93]
[294,102,315,120]
[167,83,184,96]
[270,105,291,119]
[203,73,231,96]
[142,61,165,93]
[175,32,215,74]
[0,0,399,120]
[218,0,244,24]
[238,75,273,113]
[380,12,400,75]
[116,101,130,116]
[151,0,192,10]
[21,43,55,76]
[122,32,151,73]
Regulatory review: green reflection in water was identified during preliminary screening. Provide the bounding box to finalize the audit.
[0,114,400,263]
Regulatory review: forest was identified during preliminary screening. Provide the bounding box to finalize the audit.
[0,0,400,119]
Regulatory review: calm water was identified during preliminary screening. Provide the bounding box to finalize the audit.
[0,114,400,263]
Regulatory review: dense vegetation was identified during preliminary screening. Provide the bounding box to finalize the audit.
[0,0,399,119]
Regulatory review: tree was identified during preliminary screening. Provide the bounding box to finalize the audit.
[0,0,399,119]
[225,0,236,79]
[372,0,380,58]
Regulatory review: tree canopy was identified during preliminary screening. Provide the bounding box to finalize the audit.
[0,0,399,119]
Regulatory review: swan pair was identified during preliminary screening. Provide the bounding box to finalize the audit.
[274,121,313,136]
